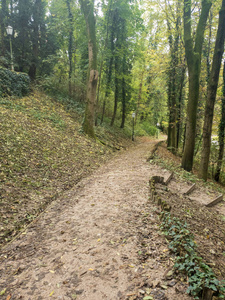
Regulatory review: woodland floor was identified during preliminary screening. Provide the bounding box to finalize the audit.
[0,137,225,300]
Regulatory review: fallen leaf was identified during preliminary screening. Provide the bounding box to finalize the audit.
[6,295,11,300]
[49,270,55,273]
[89,268,94,271]
[49,291,54,296]
[0,289,6,296]
[143,296,153,300]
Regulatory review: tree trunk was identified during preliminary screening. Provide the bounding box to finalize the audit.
[215,60,225,182]
[120,55,126,129]
[100,29,114,125]
[66,0,74,97]
[199,0,225,180]
[135,70,144,125]
[110,57,119,126]
[120,76,126,128]
[95,0,112,126]
[167,67,172,148]
[29,0,42,80]
[166,8,180,154]
[95,60,103,126]
[100,53,113,124]
[177,63,186,148]
[181,0,212,171]
[79,0,98,138]
[0,0,7,56]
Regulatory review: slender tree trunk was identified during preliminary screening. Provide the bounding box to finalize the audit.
[110,56,119,126]
[166,7,180,153]
[167,68,172,148]
[206,11,213,85]
[215,61,225,182]
[120,76,126,128]
[79,0,98,138]
[135,70,144,125]
[95,0,113,126]
[0,0,7,56]
[177,63,186,148]
[181,0,212,171]
[100,28,114,125]
[66,0,74,97]
[199,0,225,180]
[120,55,126,129]
[100,53,113,124]
[29,0,41,80]
[95,60,103,126]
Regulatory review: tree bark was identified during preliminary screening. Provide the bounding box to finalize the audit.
[166,3,181,154]
[79,0,98,138]
[177,63,186,148]
[100,52,113,125]
[135,70,144,126]
[181,0,212,171]
[110,55,119,126]
[29,0,42,80]
[66,0,74,97]
[199,0,225,180]
[0,0,7,56]
[215,60,225,182]
[95,0,112,126]
[120,55,126,129]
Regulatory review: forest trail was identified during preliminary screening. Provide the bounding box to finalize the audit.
[0,138,193,300]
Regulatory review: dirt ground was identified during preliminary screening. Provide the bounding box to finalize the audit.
[0,137,224,300]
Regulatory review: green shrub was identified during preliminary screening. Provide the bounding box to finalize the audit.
[140,121,158,136]
[0,67,30,97]
[135,125,148,136]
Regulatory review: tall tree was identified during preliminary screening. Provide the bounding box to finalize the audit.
[215,61,225,182]
[65,0,74,96]
[29,0,46,80]
[181,0,212,171]
[79,0,98,138]
[0,0,7,57]
[199,0,225,180]
[110,19,120,126]
[100,10,115,125]
[15,0,33,72]
[166,3,181,153]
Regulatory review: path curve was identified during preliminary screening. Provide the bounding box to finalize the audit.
[0,138,192,300]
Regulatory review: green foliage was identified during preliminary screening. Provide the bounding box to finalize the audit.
[0,68,30,97]
[37,75,86,104]
[140,121,158,136]
[160,212,225,299]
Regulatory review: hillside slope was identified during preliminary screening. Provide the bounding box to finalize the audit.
[0,90,133,247]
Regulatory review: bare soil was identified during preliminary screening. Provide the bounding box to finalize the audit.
[0,138,224,300]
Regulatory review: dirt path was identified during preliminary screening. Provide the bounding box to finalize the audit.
[0,138,192,300]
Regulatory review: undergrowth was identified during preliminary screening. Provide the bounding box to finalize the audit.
[160,212,225,299]
[0,67,30,97]
[153,153,225,196]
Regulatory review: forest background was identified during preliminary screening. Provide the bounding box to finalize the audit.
[1,0,225,183]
